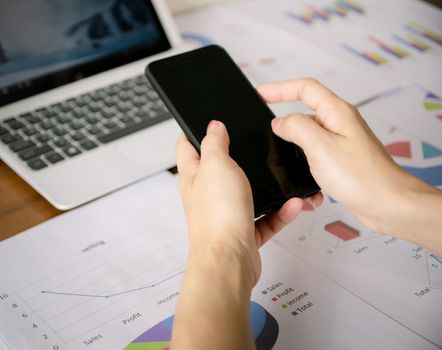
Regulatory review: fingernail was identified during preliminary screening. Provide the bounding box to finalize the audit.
[272,117,283,129]
[207,120,221,132]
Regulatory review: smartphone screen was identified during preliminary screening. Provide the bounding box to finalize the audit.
[146,45,319,216]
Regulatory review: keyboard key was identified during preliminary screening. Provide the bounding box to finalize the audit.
[103,97,116,107]
[88,104,102,114]
[103,121,118,130]
[119,115,135,124]
[1,133,20,145]
[7,119,25,130]
[23,126,38,136]
[39,107,57,119]
[0,126,8,135]
[27,158,48,171]
[135,109,147,118]
[62,145,82,157]
[56,114,72,124]
[134,85,148,95]
[135,75,146,84]
[147,90,159,100]
[99,110,113,120]
[80,139,98,150]
[74,96,88,107]
[71,131,86,141]
[53,127,67,136]
[73,109,86,119]
[54,137,69,148]
[88,91,101,102]
[69,120,83,130]
[118,92,131,102]
[3,117,15,123]
[86,125,103,135]
[10,140,35,153]
[39,120,55,130]
[21,113,40,124]
[35,133,51,143]
[103,85,119,96]
[117,104,131,113]
[85,115,100,124]
[18,144,53,161]
[58,103,73,113]
[121,79,136,90]
[97,112,172,144]
[133,97,148,107]
[45,152,64,164]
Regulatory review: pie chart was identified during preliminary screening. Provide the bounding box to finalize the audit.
[124,301,279,349]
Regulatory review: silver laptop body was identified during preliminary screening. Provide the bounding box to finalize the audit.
[0,0,192,210]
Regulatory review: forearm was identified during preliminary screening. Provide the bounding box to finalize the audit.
[171,244,255,350]
[383,172,442,256]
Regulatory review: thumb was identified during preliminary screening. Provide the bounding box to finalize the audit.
[271,114,330,151]
[200,120,230,162]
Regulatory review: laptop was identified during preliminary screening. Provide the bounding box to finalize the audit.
[0,0,193,210]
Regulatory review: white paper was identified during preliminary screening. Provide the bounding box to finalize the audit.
[273,106,442,348]
[0,168,440,349]
[0,173,188,349]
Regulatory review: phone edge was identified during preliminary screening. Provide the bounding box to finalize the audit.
[145,63,202,153]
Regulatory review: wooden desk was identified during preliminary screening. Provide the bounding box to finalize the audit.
[0,160,176,240]
[0,160,62,240]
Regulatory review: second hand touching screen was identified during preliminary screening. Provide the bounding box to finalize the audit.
[146,45,319,216]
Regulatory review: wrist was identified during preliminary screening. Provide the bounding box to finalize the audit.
[187,242,256,298]
[172,243,256,349]
[382,171,442,253]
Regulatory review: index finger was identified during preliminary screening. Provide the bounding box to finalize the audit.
[176,133,200,181]
[258,78,347,116]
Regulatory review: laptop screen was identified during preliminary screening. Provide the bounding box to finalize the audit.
[0,0,171,107]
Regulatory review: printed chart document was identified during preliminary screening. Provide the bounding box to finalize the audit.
[176,6,398,107]
[232,0,442,95]
[0,169,441,349]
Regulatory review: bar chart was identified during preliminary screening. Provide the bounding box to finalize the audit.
[286,0,365,26]
[310,211,374,249]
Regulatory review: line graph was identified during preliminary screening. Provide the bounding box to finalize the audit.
[13,227,187,343]
[40,271,184,299]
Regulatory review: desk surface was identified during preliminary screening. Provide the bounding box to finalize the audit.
[0,160,176,241]
[1,0,441,241]
[0,160,62,240]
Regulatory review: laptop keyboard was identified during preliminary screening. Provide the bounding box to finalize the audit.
[0,75,172,170]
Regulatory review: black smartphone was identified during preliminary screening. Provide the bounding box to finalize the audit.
[146,45,319,217]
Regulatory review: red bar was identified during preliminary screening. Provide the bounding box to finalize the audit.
[325,220,360,241]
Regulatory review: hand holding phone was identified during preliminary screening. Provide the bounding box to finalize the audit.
[146,45,319,217]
